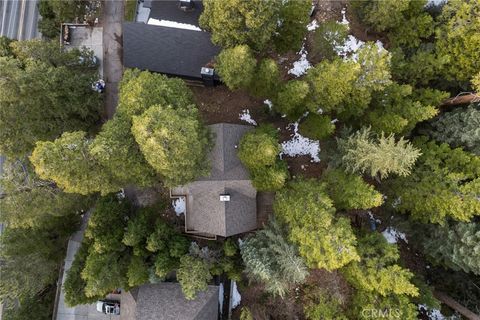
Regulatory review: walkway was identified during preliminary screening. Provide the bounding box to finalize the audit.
[103,0,124,119]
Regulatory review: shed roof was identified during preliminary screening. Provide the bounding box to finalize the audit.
[123,22,220,79]
[172,124,257,237]
[120,283,219,320]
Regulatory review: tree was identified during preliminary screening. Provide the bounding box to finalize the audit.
[177,255,213,300]
[216,45,257,90]
[298,114,335,140]
[342,233,419,297]
[251,161,289,192]
[303,288,348,320]
[274,0,311,53]
[131,105,211,187]
[30,131,121,195]
[473,72,480,92]
[0,45,101,157]
[310,21,348,61]
[238,125,281,170]
[350,290,418,320]
[436,0,480,82]
[127,255,150,287]
[0,36,13,57]
[249,58,280,98]
[200,0,279,50]
[337,127,421,179]
[305,58,360,114]
[388,138,480,224]
[321,169,383,210]
[421,222,480,275]
[355,42,392,92]
[274,179,359,270]
[422,104,480,155]
[241,219,308,297]
[273,80,310,119]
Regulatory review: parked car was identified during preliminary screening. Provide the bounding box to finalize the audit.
[96,300,120,315]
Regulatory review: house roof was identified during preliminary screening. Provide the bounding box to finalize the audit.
[148,0,204,27]
[120,283,219,320]
[123,22,220,79]
[172,124,257,237]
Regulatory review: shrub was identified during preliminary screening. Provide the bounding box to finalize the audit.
[238,125,281,170]
[249,58,280,98]
[216,45,257,90]
[177,255,212,300]
[298,114,335,140]
[273,80,310,119]
[251,161,289,191]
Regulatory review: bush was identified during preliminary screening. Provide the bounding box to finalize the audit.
[238,125,281,170]
[310,21,349,61]
[249,58,280,98]
[251,161,289,191]
[298,114,335,140]
[273,80,310,119]
[216,45,257,90]
[127,255,150,287]
[303,289,347,320]
[177,255,212,300]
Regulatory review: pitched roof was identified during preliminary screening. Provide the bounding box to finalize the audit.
[123,22,220,79]
[172,124,257,237]
[148,0,204,27]
[120,283,219,320]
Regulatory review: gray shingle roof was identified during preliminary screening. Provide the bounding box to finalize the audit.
[120,283,219,320]
[172,124,257,237]
[123,22,220,79]
[148,0,204,27]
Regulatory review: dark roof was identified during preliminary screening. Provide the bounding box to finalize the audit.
[123,22,220,79]
[149,0,204,27]
[120,283,219,320]
[172,124,257,237]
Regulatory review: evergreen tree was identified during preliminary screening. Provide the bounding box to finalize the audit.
[423,104,480,155]
[251,161,289,192]
[132,105,211,187]
[298,114,335,140]
[274,0,311,53]
[421,222,480,275]
[274,179,359,270]
[310,21,348,61]
[249,58,280,98]
[177,255,213,300]
[303,289,348,320]
[273,80,310,119]
[241,219,308,297]
[216,45,257,90]
[342,233,419,297]
[389,138,480,224]
[350,290,418,320]
[322,169,383,210]
[238,125,281,170]
[337,127,421,180]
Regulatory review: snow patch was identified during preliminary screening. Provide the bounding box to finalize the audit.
[288,44,312,77]
[231,281,241,309]
[426,0,447,7]
[218,283,224,314]
[382,227,408,244]
[239,109,257,126]
[418,304,446,320]
[172,197,186,216]
[148,18,202,31]
[340,8,349,25]
[281,116,321,163]
[335,35,365,60]
[264,99,273,111]
[307,20,319,31]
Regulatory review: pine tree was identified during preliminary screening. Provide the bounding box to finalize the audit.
[273,80,310,119]
[274,0,311,53]
[238,125,281,170]
[337,127,421,179]
[249,58,280,98]
[216,45,257,90]
[241,219,308,297]
[177,255,212,300]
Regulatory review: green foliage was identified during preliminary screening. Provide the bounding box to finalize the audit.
[241,219,308,297]
[274,0,311,53]
[298,114,335,140]
[421,222,480,275]
[249,58,280,98]
[223,239,238,257]
[436,0,480,82]
[310,21,348,61]
[0,36,13,57]
[123,207,157,252]
[177,255,213,300]
[473,72,480,92]
[303,288,348,320]
[338,127,421,179]
[132,105,211,187]
[251,161,289,192]
[305,58,360,113]
[240,307,254,320]
[200,0,279,51]
[342,233,419,297]
[273,80,309,119]
[322,169,383,210]
[274,179,359,270]
[238,125,281,170]
[355,42,392,92]
[423,104,480,155]
[389,138,480,223]
[216,45,257,90]
[127,255,150,287]
[350,290,418,320]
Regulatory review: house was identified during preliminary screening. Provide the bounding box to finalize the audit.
[171,123,258,239]
[120,283,219,320]
[123,0,220,82]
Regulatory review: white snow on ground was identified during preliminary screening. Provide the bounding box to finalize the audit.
[231,281,242,309]
[426,0,447,6]
[288,44,312,77]
[335,35,365,60]
[136,1,150,23]
[218,283,224,315]
[340,8,349,25]
[281,118,321,163]
[382,227,408,244]
[264,99,273,111]
[172,197,186,216]
[239,109,257,126]
[148,18,202,31]
[367,211,382,224]
[307,20,319,31]
[418,305,446,320]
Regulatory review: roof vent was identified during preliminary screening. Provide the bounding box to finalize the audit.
[220,194,230,202]
[179,0,194,11]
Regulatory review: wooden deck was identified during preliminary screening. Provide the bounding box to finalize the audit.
[256,192,275,228]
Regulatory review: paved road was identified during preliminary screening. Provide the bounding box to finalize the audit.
[0,0,40,40]
[103,0,124,119]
